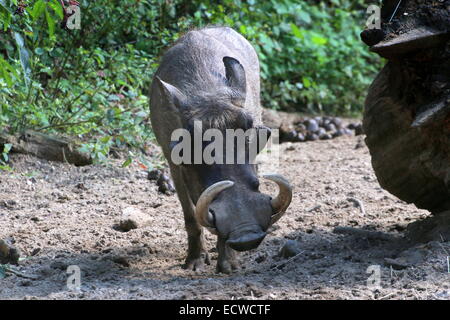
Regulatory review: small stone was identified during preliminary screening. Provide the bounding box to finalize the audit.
[147,169,162,181]
[344,128,353,135]
[116,207,152,232]
[156,173,175,195]
[286,144,296,151]
[295,123,307,133]
[112,256,130,267]
[314,116,324,126]
[306,133,319,141]
[30,248,41,256]
[19,280,33,287]
[324,123,336,132]
[317,128,326,136]
[285,130,298,141]
[50,260,67,270]
[75,183,87,190]
[0,239,20,265]
[295,133,306,142]
[331,117,343,128]
[319,133,332,140]
[332,129,345,138]
[347,123,357,130]
[305,119,319,133]
[279,240,302,259]
[158,174,171,183]
[255,255,266,263]
[354,124,364,136]
[158,181,176,194]
[355,139,365,149]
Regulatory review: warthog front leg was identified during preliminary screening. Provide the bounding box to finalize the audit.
[216,237,239,274]
[169,164,210,270]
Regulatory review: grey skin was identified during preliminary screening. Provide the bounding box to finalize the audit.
[150,27,292,274]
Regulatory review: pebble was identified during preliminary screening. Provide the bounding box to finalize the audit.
[0,239,20,265]
[306,133,319,141]
[354,124,364,136]
[305,119,319,133]
[116,207,152,232]
[147,169,162,181]
[279,240,302,259]
[282,116,363,143]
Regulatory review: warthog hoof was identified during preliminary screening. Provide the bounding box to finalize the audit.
[183,251,210,271]
[216,257,239,274]
[216,245,239,274]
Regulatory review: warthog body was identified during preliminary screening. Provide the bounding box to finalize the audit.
[150,27,292,273]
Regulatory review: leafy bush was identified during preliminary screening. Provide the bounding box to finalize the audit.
[0,0,382,163]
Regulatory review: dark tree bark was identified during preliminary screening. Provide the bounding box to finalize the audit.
[361,0,450,215]
[363,62,450,214]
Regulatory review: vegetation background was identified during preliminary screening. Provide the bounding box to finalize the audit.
[0,0,382,164]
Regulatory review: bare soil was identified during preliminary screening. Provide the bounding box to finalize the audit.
[1,133,449,300]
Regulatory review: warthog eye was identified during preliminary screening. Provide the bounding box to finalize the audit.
[209,209,217,225]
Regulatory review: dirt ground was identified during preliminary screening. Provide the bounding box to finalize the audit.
[1,132,449,300]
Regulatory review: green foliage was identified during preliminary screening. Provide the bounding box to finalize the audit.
[0,0,381,163]
[0,0,157,162]
[188,0,382,114]
[1,142,11,161]
[0,141,12,170]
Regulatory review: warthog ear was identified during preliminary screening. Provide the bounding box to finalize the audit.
[256,125,272,153]
[223,56,246,107]
[155,76,187,110]
[248,125,272,155]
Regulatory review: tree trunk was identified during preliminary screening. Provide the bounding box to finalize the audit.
[363,63,450,214]
[0,130,92,166]
[361,0,450,214]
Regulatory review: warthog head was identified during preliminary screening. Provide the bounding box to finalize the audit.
[155,57,292,251]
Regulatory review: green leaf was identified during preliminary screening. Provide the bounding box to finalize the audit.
[121,157,132,168]
[14,32,31,85]
[45,8,55,37]
[100,136,111,144]
[2,143,12,162]
[302,77,311,88]
[0,4,11,31]
[297,11,312,24]
[3,143,12,153]
[311,35,328,45]
[239,24,247,35]
[35,48,44,55]
[1,67,12,87]
[48,0,64,19]
[0,0,8,8]
[0,57,16,87]
[0,164,12,171]
[290,23,303,39]
[31,0,46,22]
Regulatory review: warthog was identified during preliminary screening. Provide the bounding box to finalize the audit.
[150,26,292,273]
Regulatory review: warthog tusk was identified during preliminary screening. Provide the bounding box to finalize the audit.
[263,174,293,225]
[195,180,234,232]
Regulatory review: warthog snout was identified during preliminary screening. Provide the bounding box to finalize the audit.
[226,229,267,251]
